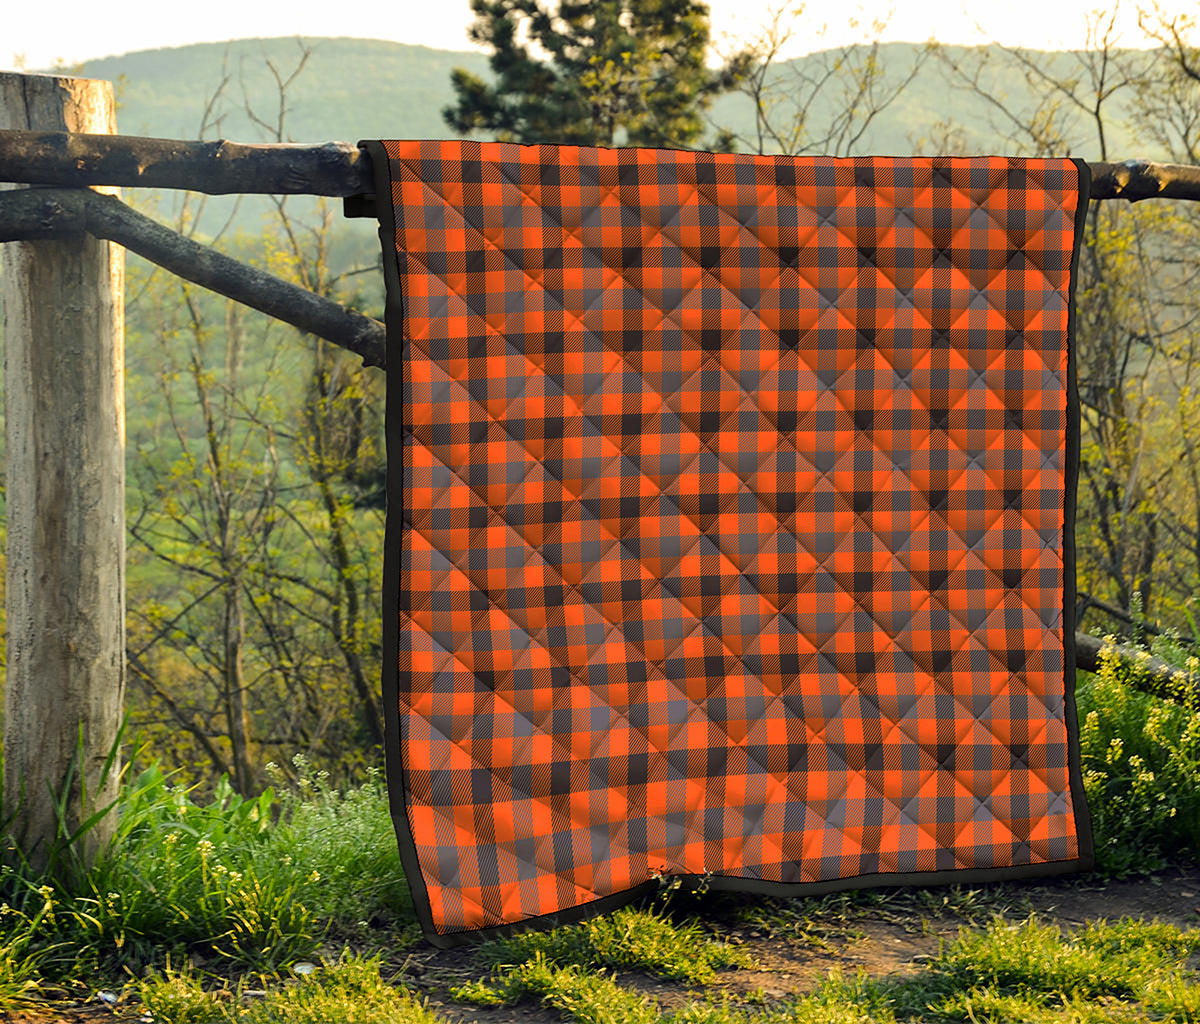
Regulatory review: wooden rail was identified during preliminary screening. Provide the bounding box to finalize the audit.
[0,187,385,369]
[0,130,372,195]
[3,130,1200,203]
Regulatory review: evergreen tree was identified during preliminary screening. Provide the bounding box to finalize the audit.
[443,0,756,150]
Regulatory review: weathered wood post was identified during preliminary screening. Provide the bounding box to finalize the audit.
[0,73,125,872]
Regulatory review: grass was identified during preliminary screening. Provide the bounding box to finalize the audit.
[63,768,323,972]
[0,629,1195,1019]
[714,876,1017,950]
[921,913,1200,1023]
[138,951,441,1024]
[469,902,754,984]
[455,953,664,1023]
[258,757,415,938]
[449,912,1200,1023]
[0,889,62,1009]
[0,752,416,986]
[933,914,1200,1004]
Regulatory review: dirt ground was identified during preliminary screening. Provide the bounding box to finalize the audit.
[410,858,1200,1024]
[5,858,1200,1023]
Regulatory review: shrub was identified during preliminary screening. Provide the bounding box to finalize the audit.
[0,755,416,977]
[58,764,322,972]
[1075,635,1200,875]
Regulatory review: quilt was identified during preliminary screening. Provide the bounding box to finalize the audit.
[353,140,1095,947]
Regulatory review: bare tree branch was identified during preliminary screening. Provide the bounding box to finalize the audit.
[4,129,1200,206]
[0,129,370,195]
[0,186,385,369]
[126,645,232,779]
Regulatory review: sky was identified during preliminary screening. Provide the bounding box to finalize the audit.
[4,0,1189,74]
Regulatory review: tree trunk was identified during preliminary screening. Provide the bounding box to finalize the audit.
[309,339,384,748]
[317,469,384,748]
[214,302,255,796]
[223,582,255,796]
[0,72,125,873]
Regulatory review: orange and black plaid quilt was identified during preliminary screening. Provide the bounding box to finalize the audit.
[355,140,1095,947]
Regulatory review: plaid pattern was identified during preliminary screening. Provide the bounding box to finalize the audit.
[365,140,1093,944]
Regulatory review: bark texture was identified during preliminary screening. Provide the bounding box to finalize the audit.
[4,129,1200,205]
[1089,159,1200,202]
[0,129,371,195]
[0,72,125,872]
[0,187,386,369]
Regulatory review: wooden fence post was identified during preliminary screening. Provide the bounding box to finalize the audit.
[0,72,125,872]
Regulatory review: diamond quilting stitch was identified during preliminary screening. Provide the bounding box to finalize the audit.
[367,142,1094,944]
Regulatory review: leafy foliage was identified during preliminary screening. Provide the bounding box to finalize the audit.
[442,0,757,149]
[1076,637,1200,876]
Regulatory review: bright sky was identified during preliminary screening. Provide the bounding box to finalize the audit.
[4,0,1188,73]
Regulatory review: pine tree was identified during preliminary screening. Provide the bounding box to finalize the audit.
[443,0,756,150]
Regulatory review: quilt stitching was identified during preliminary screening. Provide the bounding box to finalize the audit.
[367,141,1092,943]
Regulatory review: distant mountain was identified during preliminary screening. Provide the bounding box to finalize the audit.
[73,35,1153,156]
[61,35,1157,269]
[77,37,495,145]
[74,38,504,275]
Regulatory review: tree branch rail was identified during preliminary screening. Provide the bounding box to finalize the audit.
[0,187,386,369]
[0,131,372,195]
[3,130,1200,201]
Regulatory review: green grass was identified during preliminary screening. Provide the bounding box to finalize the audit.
[138,952,441,1024]
[258,756,415,938]
[714,877,1020,950]
[921,913,1200,1023]
[469,902,753,985]
[672,982,892,1024]
[933,914,1200,1004]
[455,952,663,1023]
[41,763,323,974]
[450,910,1200,1023]
[455,955,897,1023]
[0,889,62,1009]
[0,753,414,984]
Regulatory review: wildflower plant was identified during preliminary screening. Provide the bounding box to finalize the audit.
[257,756,413,935]
[1076,634,1200,875]
[48,763,321,973]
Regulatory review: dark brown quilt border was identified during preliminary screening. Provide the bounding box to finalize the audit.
[362,138,441,946]
[362,142,1097,950]
[1061,156,1097,872]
